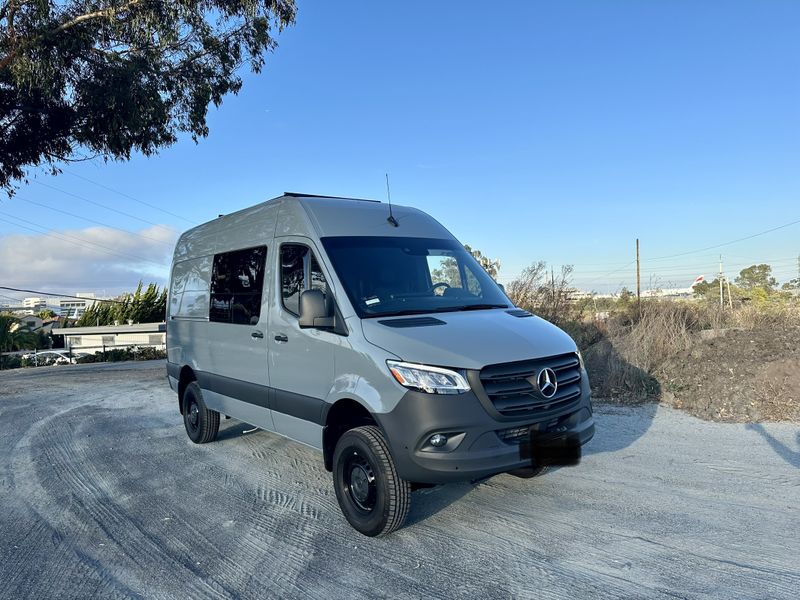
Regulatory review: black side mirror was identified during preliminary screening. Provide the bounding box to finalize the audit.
[497,283,506,294]
[299,289,334,328]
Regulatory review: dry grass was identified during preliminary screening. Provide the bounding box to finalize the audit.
[726,302,800,331]
[577,299,800,404]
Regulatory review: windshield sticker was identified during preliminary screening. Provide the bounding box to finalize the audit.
[364,296,380,306]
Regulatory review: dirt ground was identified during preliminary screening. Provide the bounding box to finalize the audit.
[1,361,798,599]
[659,326,800,422]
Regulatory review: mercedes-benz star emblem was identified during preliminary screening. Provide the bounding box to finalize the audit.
[536,367,558,399]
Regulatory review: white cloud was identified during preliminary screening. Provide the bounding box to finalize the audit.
[0,225,177,294]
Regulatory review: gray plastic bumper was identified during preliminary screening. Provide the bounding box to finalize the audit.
[376,380,595,484]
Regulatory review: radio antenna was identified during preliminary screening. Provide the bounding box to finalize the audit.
[385,173,398,227]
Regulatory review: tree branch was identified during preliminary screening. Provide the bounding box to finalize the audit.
[51,0,147,35]
[1,0,147,70]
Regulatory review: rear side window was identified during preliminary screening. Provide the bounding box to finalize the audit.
[209,246,267,324]
[281,244,327,316]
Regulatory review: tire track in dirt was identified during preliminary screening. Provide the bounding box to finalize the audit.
[3,362,799,599]
[10,401,235,599]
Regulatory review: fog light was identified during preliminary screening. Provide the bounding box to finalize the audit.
[429,434,448,447]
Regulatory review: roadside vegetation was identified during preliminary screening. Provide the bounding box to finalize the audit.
[505,258,800,422]
[0,281,165,369]
[75,282,166,326]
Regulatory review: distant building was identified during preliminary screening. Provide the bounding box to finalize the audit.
[59,293,98,318]
[51,322,166,353]
[11,315,43,331]
[22,297,47,314]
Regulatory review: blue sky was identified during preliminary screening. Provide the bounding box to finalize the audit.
[1,0,799,297]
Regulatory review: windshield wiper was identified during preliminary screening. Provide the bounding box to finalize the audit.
[366,309,436,318]
[367,304,508,318]
[435,304,508,312]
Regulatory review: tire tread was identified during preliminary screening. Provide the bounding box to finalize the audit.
[337,425,411,536]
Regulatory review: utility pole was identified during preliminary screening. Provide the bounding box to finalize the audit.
[719,255,724,310]
[636,239,641,306]
[726,277,733,309]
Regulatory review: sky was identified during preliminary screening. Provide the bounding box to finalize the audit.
[1,0,799,301]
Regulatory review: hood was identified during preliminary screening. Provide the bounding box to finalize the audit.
[360,309,577,370]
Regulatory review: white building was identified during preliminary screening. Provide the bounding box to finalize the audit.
[59,293,98,318]
[51,322,166,353]
[22,297,47,314]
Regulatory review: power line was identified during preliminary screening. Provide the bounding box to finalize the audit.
[0,214,168,267]
[33,180,175,233]
[16,196,175,248]
[63,170,196,224]
[0,286,126,304]
[645,216,800,262]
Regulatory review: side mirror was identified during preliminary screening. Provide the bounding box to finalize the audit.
[299,289,334,328]
[497,283,506,294]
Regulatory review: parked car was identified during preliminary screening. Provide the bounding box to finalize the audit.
[166,193,594,535]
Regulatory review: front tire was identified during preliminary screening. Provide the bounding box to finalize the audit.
[332,426,411,536]
[182,382,219,444]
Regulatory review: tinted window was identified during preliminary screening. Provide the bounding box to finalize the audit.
[209,246,267,324]
[281,244,327,316]
[321,236,507,318]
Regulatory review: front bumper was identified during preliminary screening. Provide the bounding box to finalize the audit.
[376,377,595,484]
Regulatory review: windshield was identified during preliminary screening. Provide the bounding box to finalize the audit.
[321,236,509,318]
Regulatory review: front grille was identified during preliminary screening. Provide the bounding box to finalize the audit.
[479,353,582,418]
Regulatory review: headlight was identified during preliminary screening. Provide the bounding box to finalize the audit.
[387,360,470,395]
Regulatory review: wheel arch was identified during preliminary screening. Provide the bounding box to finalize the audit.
[177,366,197,415]
[322,398,379,471]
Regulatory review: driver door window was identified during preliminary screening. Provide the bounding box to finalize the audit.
[281,244,327,315]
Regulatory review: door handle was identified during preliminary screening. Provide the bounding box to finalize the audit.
[251,331,264,339]
[274,334,288,342]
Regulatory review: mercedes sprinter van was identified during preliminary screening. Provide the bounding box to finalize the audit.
[166,193,595,536]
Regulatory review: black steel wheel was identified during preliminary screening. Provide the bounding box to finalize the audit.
[182,382,220,444]
[333,425,411,536]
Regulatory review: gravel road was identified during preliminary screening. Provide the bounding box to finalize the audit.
[1,361,797,599]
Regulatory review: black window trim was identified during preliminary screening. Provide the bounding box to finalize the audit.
[279,241,329,318]
[209,244,268,325]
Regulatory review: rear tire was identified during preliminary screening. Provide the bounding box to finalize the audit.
[182,382,219,444]
[332,426,411,536]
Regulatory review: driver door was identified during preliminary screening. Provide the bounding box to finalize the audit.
[268,237,337,448]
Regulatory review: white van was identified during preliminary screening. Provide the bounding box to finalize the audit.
[166,193,594,535]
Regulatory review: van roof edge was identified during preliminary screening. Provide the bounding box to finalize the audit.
[283,192,381,203]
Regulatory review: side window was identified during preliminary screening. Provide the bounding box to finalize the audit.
[281,244,327,316]
[464,267,482,295]
[427,254,462,296]
[209,246,267,325]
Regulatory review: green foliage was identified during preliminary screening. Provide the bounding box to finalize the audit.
[76,346,166,363]
[0,1,296,195]
[0,313,35,351]
[76,282,166,326]
[735,264,777,291]
[464,245,501,279]
[782,278,800,291]
[0,313,37,368]
[36,309,57,319]
[430,244,502,291]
